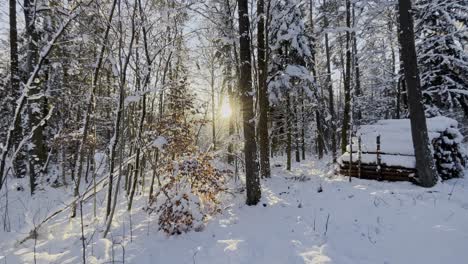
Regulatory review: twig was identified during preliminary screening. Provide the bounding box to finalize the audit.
[448,179,458,200]
[80,200,86,264]
[323,213,330,236]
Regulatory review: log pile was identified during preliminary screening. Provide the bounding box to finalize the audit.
[338,116,466,182]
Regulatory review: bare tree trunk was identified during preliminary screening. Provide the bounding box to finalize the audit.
[238,0,261,205]
[223,0,237,165]
[397,0,437,187]
[294,99,300,163]
[286,93,292,171]
[148,150,159,202]
[396,6,408,114]
[211,65,216,150]
[24,0,46,193]
[340,0,352,154]
[352,4,361,122]
[227,63,236,164]
[309,0,324,159]
[257,0,271,178]
[3,0,21,188]
[127,149,139,212]
[9,0,19,98]
[301,88,309,159]
[323,0,336,162]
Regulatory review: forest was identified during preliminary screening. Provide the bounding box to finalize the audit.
[0,0,467,263]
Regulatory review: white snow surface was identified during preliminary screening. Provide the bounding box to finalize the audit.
[1,157,468,264]
[339,153,416,169]
[345,116,461,158]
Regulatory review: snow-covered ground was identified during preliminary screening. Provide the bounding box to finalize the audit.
[1,157,468,264]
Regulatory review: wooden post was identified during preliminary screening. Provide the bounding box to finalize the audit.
[358,136,362,179]
[376,135,382,181]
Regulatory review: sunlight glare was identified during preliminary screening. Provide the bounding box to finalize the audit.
[220,102,232,118]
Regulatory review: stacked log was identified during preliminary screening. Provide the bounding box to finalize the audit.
[339,162,416,182]
[338,116,466,182]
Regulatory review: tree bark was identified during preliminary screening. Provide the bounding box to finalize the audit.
[238,0,261,205]
[397,0,437,187]
[9,0,19,99]
[24,0,46,192]
[294,99,300,163]
[323,0,336,162]
[8,0,24,184]
[309,0,323,159]
[257,0,271,178]
[286,93,292,171]
[227,63,236,164]
[341,0,352,154]
[352,4,361,122]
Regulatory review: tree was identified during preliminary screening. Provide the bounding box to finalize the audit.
[268,0,313,169]
[9,0,19,99]
[323,0,336,162]
[415,0,468,116]
[308,0,325,159]
[71,0,119,218]
[23,0,50,193]
[340,0,352,154]
[397,0,437,187]
[6,0,22,186]
[238,0,261,205]
[257,0,271,178]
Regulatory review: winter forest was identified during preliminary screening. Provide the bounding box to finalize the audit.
[0,0,467,263]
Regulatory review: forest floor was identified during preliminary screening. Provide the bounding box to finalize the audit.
[1,157,468,264]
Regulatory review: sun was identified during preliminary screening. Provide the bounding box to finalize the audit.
[220,101,232,118]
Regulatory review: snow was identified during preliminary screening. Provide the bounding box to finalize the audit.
[339,153,416,169]
[347,116,460,156]
[152,136,167,150]
[1,157,468,264]
[124,95,141,106]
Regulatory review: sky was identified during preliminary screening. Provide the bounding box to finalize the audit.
[0,1,8,40]
[0,2,26,47]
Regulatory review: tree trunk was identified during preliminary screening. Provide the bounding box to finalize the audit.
[301,88,309,159]
[227,63,236,164]
[397,0,437,187]
[222,0,236,165]
[24,0,46,192]
[323,0,336,162]
[309,0,324,159]
[341,0,352,154]
[7,0,23,185]
[286,93,292,171]
[352,4,361,122]
[211,64,216,150]
[294,99,300,163]
[396,6,408,112]
[257,0,271,178]
[9,0,19,100]
[238,0,261,205]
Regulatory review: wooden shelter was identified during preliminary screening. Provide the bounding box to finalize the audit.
[338,116,466,182]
